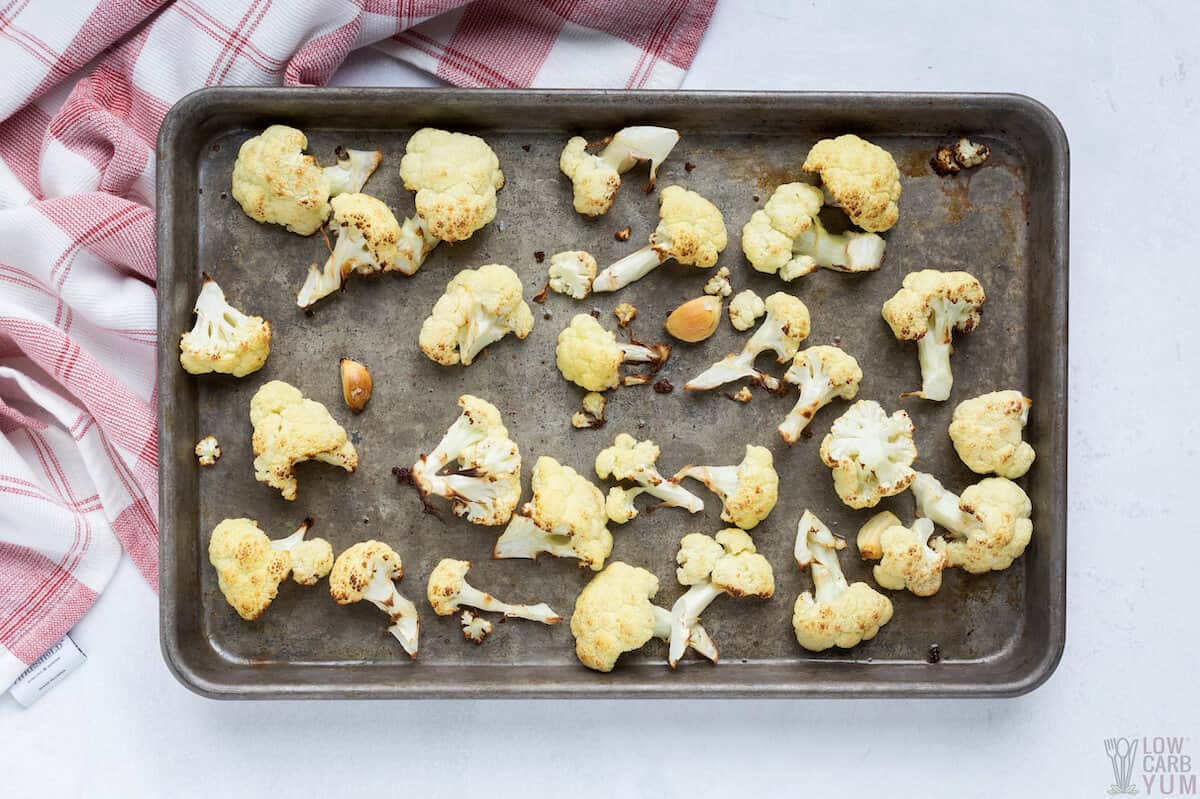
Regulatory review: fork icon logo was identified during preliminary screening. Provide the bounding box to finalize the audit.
[1107,737,1141,795]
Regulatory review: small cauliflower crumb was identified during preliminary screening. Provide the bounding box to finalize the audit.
[730,387,753,403]
[953,137,991,168]
[613,302,637,328]
[703,266,732,297]
[728,290,765,331]
[460,610,493,643]
[195,436,221,466]
[572,391,608,429]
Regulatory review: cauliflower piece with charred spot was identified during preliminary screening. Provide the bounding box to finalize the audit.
[704,266,732,297]
[881,269,986,401]
[547,250,597,299]
[778,346,863,444]
[913,472,1033,574]
[208,518,332,620]
[231,125,380,235]
[419,263,534,366]
[399,128,504,242]
[741,182,886,278]
[559,126,679,216]
[329,540,419,657]
[595,432,704,523]
[460,610,493,643]
[819,400,916,509]
[195,435,221,466]
[427,558,561,623]
[948,390,1035,478]
[298,193,438,308]
[857,512,947,597]
[555,314,669,392]
[179,275,271,377]
[409,394,521,526]
[250,381,358,501]
[494,455,613,570]
[675,445,779,530]
[593,186,727,292]
[571,391,608,429]
[728,290,765,331]
[570,562,718,672]
[802,134,901,233]
[792,511,894,651]
[667,529,774,666]
[685,292,809,392]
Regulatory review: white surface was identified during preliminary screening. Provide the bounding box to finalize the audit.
[4,1,1198,795]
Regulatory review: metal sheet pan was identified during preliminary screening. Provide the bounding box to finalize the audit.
[157,89,1068,698]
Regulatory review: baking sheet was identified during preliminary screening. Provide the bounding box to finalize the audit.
[157,89,1067,698]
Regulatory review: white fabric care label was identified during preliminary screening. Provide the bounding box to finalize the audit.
[8,635,86,707]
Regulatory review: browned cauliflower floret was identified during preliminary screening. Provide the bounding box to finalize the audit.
[778,345,863,444]
[594,432,704,524]
[555,314,670,392]
[819,400,917,509]
[426,559,560,623]
[881,269,986,402]
[399,128,504,242]
[419,263,534,367]
[179,275,271,377]
[208,517,332,621]
[249,380,358,501]
[569,561,718,672]
[912,472,1034,574]
[857,511,948,597]
[493,456,613,570]
[685,292,810,393]
[792,511,894,651]
[231,124,380,235]
[329,540,419,657]
[667,529,775,666]
[802,134,901,232]
[592,185,727,292]
[559,126,679,216]
[948,390,1035,478]
[675,445,779,530]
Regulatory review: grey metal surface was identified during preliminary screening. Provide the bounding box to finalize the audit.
[157,89,1068,699]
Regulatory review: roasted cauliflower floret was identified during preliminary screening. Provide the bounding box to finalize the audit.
[547,250,598,300]
[685,292,810,392]
[329,540,419,657]
[881,269,986,401]
[728,289,765,331]
[704,266,732,297]
[594,432,704,523]
[667,529,774,666]
[297,193,437,308]
[494,455,613,570]
[802,134,901,232]
[792,510,894,651]
[778,346,863,444]
[913,472,1034,574]
[593,185,727,292]
[399,128,504,242]
[179,275,271,377]
[857,512,947,597]
[819,400,916,509]
[675,445,779,530]
[569,561,717,672]
[460,610,493,644]
[559,126,679,216]
[741,182,886,278]
[948,390,1035,478]
[231,124,380,235]
[408,394,521,526]
[419,263,534,367]
[195,435,221,466]
[426,559,561,623]
[555,314,669,392]
[249,381,358,501]
[208,518,332,620]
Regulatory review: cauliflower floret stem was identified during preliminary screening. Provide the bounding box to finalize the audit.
[674,465,737,500]
[362,566,420,657]
[914,331,953,401]
[268,518,312,553]
[494,516,577,560]
[455,582,560,623]
[666,582,723,667]
[794,221,885,272]
[324,148,381,196]
[650,604,718,663]
[194,278,253,343]
[684,352,782,392]
[779,375,837,442]
[592,246,664,293]
[912,473,978,535]
[795,516,849,604]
